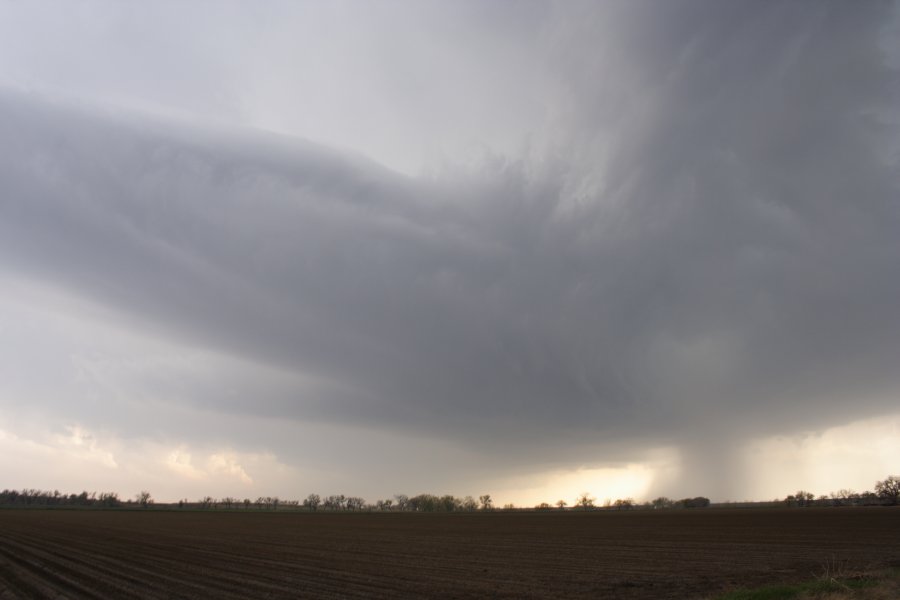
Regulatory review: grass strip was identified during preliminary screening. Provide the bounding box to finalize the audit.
[718,576,880,599]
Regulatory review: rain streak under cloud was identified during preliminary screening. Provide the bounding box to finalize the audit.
[0,0,899,504]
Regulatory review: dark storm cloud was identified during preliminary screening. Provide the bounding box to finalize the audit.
[532,0,900,494]
[1,1,898,497]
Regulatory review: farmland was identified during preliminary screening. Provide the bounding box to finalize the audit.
[1,507,898,599]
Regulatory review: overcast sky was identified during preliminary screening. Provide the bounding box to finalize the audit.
[1,0,899,504]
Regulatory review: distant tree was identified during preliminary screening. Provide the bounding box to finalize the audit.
[535,502,552,510]
[346,496,365,510]
[409,494,439,512]
[651,496,674,510]
[243,498,251,510]
[93,492,117,508]
[462,496,478,511]
[829,489,858,507]
[479,494,493,511]
[502,503,516,510]
[576,492,595,511]
[394,494,409,511]
[613,498,634,510]
[858,490,879,505]
[556,499,567,510]
[787,490,814,507]
[875,476,900,505]
[439,495,460,512]
[136,491,152,508]
[303,493,321,511]
[679,496,711,509]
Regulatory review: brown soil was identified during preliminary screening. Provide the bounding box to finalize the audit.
[0,507,898,599]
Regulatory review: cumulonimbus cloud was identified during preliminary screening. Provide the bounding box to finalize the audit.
[0,1,898,499]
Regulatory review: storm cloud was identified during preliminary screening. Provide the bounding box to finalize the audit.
[0,0,898,501]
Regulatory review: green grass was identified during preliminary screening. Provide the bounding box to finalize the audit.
[717,577,877,600]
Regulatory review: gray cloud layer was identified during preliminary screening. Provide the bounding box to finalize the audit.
[1,1,898,498]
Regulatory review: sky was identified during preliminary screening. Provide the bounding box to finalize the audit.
[0,0,899,505]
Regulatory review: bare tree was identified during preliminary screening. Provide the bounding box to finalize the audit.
[875,475,900,505]
[394,494,409,511]
[786,491,814,507]
[829,489,858,507]
[439,495,460,512]
[324,495,346,510]
[576,492,594,511]
[136,491,152,508]
[303,493,321,511]
[99,492,121,508]
[651,496,674,510]
[613,498,634,510]
[556,499,567,510]
[479,494,493,511]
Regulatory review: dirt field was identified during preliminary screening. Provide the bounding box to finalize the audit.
[0,507,898,599]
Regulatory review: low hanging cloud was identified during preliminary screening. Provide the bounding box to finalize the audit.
[0,0,898,500]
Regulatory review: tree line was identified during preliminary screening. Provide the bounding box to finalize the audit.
[783,475,900,507]
[2,475,897,511]
[0,490,709,511]
[0,489,152,508]
[184,493,492,512]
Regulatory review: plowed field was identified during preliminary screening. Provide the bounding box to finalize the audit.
[1,507,898,599]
